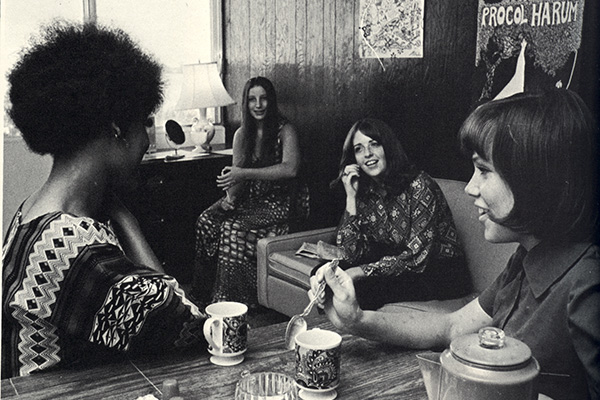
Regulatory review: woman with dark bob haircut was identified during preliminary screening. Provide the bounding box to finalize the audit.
[2,21,207,378]
[310,90,599,399]
[328,118,471,310]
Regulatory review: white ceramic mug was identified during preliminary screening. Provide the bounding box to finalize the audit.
[295,328,342,400]
[203,301,248,366]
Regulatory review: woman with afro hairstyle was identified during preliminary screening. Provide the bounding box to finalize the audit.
[2,21,207,378]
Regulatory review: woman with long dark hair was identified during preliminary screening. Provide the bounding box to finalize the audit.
[330,118,471,310]
[192,77,308,308]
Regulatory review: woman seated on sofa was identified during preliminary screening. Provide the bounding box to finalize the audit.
[328,118,472,310]
[2,21,207,378]
[311,90,599,399]
[192,76,309,308]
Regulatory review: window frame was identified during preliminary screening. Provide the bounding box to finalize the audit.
[2,0,224,136]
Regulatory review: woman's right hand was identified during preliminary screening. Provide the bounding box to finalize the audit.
[220,192,236,211]
[341,164,360,198]
[309,262,363,332]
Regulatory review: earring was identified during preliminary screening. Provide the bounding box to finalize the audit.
[111,123,129,147]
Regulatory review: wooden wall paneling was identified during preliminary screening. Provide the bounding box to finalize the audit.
[294,0,307,124]
[264,0,277,79]
[302,0,338,226]
[309,0,343,227]
[294,0,309,156]
[295,0,307,88]
[415,0,475,179]
[353,0,378,123]
[334,0,355,129]
[249,0,268,77]
[304,0,325,153]
[274,0,297,121]
[221,0,485,226]
[224,0,251,131]
[321,0,336,117]
[293,0,308,168]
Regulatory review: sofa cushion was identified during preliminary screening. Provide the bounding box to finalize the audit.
[268,250,322,290]
[258,178,518,317]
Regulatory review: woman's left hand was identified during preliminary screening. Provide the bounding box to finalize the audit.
[216,166,243,190]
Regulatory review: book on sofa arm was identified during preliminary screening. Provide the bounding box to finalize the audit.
[295,240,345,260]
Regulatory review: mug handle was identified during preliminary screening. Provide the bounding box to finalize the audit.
[203,317,222,351]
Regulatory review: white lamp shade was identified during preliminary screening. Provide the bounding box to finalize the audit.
[175,62,235,110]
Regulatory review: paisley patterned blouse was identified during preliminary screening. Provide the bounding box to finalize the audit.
[336,171,464,278]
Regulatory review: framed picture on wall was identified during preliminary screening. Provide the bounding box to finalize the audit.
[358,0,425,60]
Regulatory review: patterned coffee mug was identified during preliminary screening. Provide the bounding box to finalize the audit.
[203,302,248,366]
[295,328,342,398]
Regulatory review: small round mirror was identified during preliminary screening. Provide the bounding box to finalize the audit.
[164,119,185,160]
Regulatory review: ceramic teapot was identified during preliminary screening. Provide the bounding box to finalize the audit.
[418,327,540,400]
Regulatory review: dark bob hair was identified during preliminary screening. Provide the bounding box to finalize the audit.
[7,21,164,156]
[459,89,599,243]
[331,118,417,193]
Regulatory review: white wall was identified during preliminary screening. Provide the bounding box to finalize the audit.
[3,137,52,238]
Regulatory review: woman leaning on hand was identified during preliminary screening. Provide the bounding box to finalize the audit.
[311,90,600,400]
[2,21,207,378]
[329,118,471,310]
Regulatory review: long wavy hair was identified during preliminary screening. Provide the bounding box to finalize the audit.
[237,76,282,168]
[331,118,418,195]
[459,89,599,243]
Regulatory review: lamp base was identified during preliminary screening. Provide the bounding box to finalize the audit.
[165,153,185,161]
[191,145,212,153]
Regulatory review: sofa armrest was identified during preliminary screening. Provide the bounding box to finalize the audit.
[257,227,336,307]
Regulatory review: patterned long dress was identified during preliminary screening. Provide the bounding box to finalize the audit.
[193,125,309,306]
[193,124,309,307]
[2,208,207,378]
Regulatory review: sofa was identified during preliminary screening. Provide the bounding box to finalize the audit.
[256,178,518,317]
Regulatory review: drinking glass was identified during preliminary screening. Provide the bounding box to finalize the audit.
[235,371,298,400]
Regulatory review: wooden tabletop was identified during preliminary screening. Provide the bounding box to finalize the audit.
[1,316,429,400]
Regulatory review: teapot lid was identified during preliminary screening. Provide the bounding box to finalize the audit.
[450,327,532,369]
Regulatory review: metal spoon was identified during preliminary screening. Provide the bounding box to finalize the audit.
[284,259,338,350]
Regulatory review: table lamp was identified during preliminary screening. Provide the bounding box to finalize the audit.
[175,62,235,153]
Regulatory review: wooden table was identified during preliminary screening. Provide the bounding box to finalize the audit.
[1,316,429,399]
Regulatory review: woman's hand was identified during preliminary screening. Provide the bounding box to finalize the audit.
[341,164,361,197]
[309,262,363,332]
[341,164,360,215]
[216,166,243,190]
[220,192,236,211]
